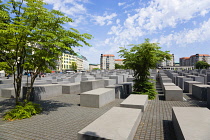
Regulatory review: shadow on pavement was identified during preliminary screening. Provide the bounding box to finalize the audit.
[35,99,73,115]
[163,120,177,140]
[0,98,15,117]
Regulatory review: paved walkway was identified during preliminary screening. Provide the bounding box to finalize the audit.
[0,93,207,140]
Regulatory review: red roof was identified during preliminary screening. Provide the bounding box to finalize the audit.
[102,54,114,57]
[115,59,124,61]
[180,57,190,59]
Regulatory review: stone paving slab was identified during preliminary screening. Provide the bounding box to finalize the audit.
[0,93,207,140]
[0,95,123,140]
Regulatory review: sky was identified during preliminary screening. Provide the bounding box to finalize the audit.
[16,0,210,63]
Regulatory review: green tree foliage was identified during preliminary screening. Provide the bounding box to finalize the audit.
[118,39,171,99]
[71,62,77,71]
[93,68,100,70]
[0,0,92,105]
[0,62,13,74]
[115,63,125,69]
[195,61,210,69]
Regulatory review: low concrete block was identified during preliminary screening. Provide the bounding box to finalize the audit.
[61,83,80,94]
[117,82,132,99]
[120,94,148,112]
[22,84,62,101]
[183,81,202,93]
[179,77,193,89]
[207,87,210,109]
[1,88,15,98]
[104,79,116,87]
[109,75,123,84]
[80,88,115,108]
[105,84,124,99]
[172,107,210,140]
[164,86,183,101]
[0,79,13,84]
[78,107,142,140]
[80,80,105,93]
[192,84,210,101]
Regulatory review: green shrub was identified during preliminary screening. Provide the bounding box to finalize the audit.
[45,68,52,73]
[3,101,42,121]
[132,81,157,100]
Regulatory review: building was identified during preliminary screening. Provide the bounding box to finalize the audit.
[82,55,89,71]
[157,54,174,67]
[180,57,190,66]
[89,64,100,71]
[180,54,210,66]
[60,52,77,71]
[100,54,115,70]
[55,52,89,72]
[115,59,124,65]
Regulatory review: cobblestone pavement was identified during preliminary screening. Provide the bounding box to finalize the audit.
[133,93,207,140]
[0,93,207,140]
[0,94,123,140]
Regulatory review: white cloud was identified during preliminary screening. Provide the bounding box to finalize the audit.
[92,13,117,26]
[44,0,88,26]
[118,2,126,6]
[157,18,210,46]
[104,0,210,51]
[116,19,120,24]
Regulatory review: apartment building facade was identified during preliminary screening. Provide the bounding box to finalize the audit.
[180,54,210,66]
[115,59,124,65]
[100,54,115,70]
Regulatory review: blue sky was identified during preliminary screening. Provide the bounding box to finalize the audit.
[27,0,210,63]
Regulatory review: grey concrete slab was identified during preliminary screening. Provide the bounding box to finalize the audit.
[164,86,183,101]
[1,88,15,98]
[109,75,123,84]
[22,84,62,101]
[104,79,116,87]
[179,77,193,89]
[172,107,210,140]
[192,84,210,101]
[61,83,81,94]
[183,81,203,93]
[207,87,210,109]
[80,88,115,108]
[120,94,148,112]
[78,107,142,140]
[105,84,124,99]
[80,80,105,93]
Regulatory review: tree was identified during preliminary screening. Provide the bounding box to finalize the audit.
[0,0,92,105]
[115,63,125,69]
[0,62,13,75]
[195,61,210,69]
[71,62,77,71]
[118,39,171,99]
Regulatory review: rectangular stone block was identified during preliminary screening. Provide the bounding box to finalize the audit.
[61,83,80,94]
[104,79,116,87]
[22,84,62,101]
[192,84,210,101]
[172,107,210,140]
[80,80,105,93]
[183,81,202,93]
[80,88,115,108]
[1,88,15,98]
[105,84,124,99]
[179,77,193,89]
[207,87,210,109]
[117,82,132,99]
[109,75,123,84]
[164,86,183,101]
[78,107,142,140]
[120,94,148,112]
